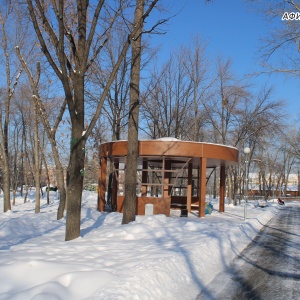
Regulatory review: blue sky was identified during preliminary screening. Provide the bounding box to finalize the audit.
[149,0,300,123]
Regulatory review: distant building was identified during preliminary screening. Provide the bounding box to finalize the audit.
[247,172,299,197]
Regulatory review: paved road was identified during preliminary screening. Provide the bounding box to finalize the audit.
[196,204,300,300]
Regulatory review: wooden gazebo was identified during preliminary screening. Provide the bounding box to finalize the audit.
[98,138,239,217]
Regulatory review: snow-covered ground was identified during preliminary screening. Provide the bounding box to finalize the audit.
[0,190,292,300]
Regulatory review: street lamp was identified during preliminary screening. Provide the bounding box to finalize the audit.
[244,147,251,221]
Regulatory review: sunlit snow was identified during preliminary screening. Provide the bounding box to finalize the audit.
[0,190,289,299]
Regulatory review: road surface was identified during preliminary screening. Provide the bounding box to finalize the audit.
[197,204,300,300]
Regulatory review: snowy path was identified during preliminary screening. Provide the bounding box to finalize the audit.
[196,204,300,300]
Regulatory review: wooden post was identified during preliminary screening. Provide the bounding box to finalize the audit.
[112,162,119,211]
[142,160,148,196]
[219,165,226,213]
[187,162,193,213]
[98,156,107,211]
[198,157,207,217]
[164,159,171,197]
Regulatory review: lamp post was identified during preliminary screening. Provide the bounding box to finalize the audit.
[244,147,250,221]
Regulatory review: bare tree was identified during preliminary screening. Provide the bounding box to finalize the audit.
[88,27,131,141]
[10,111,22,205]
[204,58,287,203]
[32,92,41,212]
[13,84,41,200]
[122,0,145,224]
[25,0,161,240]
[181,36,212,141]
[254,1,300,77]
[0,2,23,212]
[16,51,68,220]
[285,126,300,162]
[141,54,194,139]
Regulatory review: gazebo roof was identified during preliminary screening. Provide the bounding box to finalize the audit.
[99,139,239,168]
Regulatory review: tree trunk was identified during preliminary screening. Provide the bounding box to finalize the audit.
[65,76,85,241]
[33,100,41,213]
[56,162,67,219]
[213,169,217,199]
[233,167,238,206]
[23,159,29,203]
[122,0,144,225]
[227,174,233,205]
[40,146,49,204]
[2,160,11,212]
[47,184,50,203]
[12,189,16,206]
[65,136,85,240]
[24,184,28,203]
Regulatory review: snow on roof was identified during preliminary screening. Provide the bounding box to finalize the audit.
[100,138,239,151]
[156,137,181,141]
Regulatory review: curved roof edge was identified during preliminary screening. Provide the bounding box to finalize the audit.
[99,139,239,167]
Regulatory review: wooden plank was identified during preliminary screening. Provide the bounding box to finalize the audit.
[187,162,193,213]
[117,195,171,217]
[219,165,226,213]
[141,161,148,196]
[98,156,107,212]
[198,157,207,217]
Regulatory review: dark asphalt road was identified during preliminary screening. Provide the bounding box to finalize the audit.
[196,204,300,300]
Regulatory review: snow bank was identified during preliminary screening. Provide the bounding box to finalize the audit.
[0,191,285,299]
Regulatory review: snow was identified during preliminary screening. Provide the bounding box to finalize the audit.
[156,137,180,141]
[0,190,292,300]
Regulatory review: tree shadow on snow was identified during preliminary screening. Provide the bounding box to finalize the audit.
[80,209,108,237]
